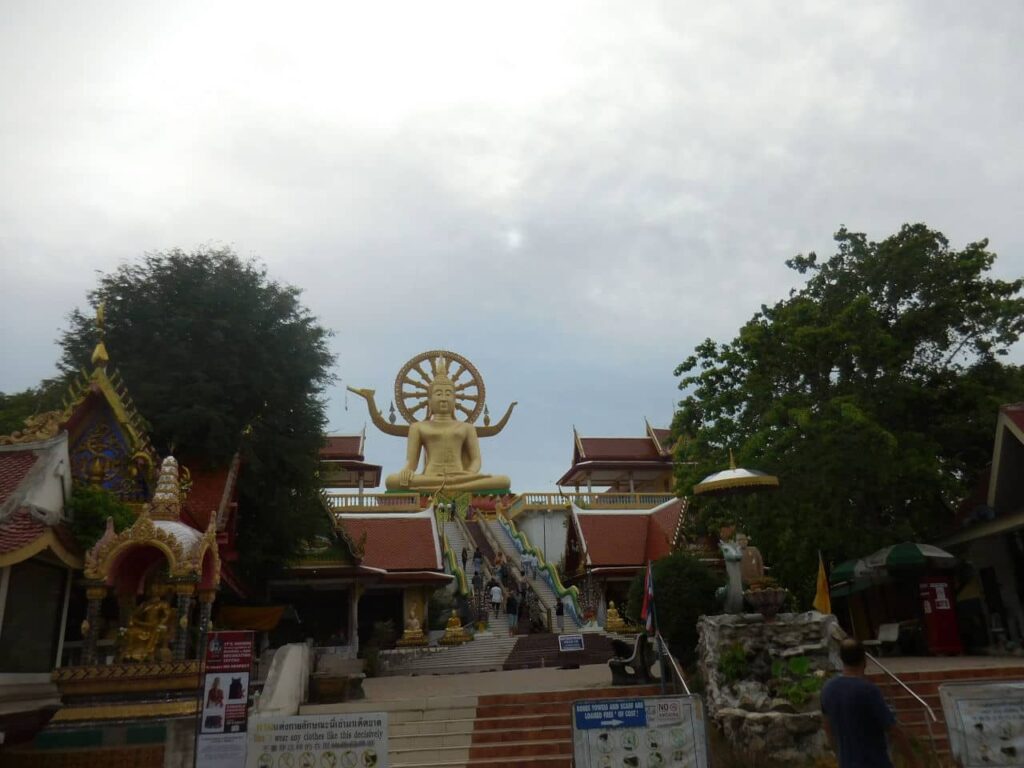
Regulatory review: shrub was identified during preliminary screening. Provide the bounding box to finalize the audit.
[626,551,723,665]
[67,485,136,551]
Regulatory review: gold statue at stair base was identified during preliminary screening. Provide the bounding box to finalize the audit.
[439,614,472,646]
[397,607,428,647]
[604,601,637,634]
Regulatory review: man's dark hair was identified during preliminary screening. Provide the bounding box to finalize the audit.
[839,638,866,667]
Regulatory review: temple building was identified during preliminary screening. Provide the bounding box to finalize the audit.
[556,421,676,493]
[564,498,685,625]
[0,433,80,746]
[319,431,382,492]
[940,403,1024,646]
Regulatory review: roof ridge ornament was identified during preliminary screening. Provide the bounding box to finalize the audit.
[91,302,110,368]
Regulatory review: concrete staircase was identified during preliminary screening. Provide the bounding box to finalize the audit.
[868,664,1024,764]
[381,635,519,676]
[442,520,473,587]
[503,632,616,671]
[309,683,661,768]
[486,518,582,630]
[467,684,661,767]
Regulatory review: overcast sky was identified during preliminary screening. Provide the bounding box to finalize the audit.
[2,1,1022,491]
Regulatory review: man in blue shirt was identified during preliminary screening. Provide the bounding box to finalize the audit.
[821,638,919,768]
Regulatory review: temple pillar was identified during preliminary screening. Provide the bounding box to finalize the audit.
[82,583,108,666]
[173,584,195,661]
[349,584,363,656]
[197,589,216,635]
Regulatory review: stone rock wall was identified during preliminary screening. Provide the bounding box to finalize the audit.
[697,611,841,761]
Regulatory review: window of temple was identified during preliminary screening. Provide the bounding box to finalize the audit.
[0,560,67,673]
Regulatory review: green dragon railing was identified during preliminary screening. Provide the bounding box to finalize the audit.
[441,531,470,596]
[496,512,583,622]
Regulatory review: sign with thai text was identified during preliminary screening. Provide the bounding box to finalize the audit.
[940,681,1024,767]
[558,633,585,652]
[572,695,709,768]
[196,630,255,768]
[247,713,389,768]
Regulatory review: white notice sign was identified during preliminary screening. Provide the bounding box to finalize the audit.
[572,695,709,768]
[939,681,1024,768]
[247,713,389,768]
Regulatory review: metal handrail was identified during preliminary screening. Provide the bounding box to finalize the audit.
[863,651,938,724]
[655,631,691,696]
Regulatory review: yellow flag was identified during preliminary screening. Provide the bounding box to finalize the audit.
[813,552,831,615]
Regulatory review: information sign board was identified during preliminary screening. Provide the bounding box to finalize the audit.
[558,633,585,652]
[247,713,389,768]
[939,681,1024,768]
[196,630,255,768]
[572,695,708,768]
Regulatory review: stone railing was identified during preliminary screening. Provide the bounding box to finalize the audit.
[323,492,421,513]
[509,492,676,516]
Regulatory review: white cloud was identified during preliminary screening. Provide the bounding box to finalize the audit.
[2,0,1023,487]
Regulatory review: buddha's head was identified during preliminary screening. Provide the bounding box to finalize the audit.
[429,358,456,418]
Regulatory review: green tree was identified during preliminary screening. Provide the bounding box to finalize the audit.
[626,552,723,665]
[0,378,68,436]
[67,486,136,551]
[674,224,1024,603]
[58,247,335,581]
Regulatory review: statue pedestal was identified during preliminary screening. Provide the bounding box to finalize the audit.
[697,612,840,762]
[439,616,472,646]
[396,631,428,647]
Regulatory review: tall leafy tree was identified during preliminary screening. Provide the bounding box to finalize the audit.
[674,224,1024,601]
[59,247,335,581]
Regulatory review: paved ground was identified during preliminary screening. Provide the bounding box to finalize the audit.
[354,662,658,702]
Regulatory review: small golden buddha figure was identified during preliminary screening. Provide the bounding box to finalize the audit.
[383,361,510,493]
[604,601,631,634]
[397,607,428,647]
[439,612,472,646]
[119,583,176,663]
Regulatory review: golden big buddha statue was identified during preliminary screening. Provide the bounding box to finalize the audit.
[348,350,515,493]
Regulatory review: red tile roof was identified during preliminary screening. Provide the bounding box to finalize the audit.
[339,514,441,572]
[0,451,39,506]
[0,507,46,554]
[183,464,232,530]
[579,437,662,461]
[573,499,684,568]
[1002,403,1024,434]
[576,514,650,566]
[320,435,364,461]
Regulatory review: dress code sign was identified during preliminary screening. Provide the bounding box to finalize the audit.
[572,695,709,768]
[196,631,255,768]
[247,713,389,768]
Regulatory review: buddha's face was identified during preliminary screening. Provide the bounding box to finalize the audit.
[429,381,455,416]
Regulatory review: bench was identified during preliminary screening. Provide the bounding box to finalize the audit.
[608,635,655,686]
[862,622,900,656]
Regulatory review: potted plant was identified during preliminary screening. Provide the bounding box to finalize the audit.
[744,577,789,621]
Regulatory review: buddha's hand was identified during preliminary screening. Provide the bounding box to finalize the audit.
[398,468,414,486]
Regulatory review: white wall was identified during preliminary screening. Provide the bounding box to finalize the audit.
[518,510,568,565]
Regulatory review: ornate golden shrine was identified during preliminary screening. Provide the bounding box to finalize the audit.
[348,350,517,493]
[79,455,220,667]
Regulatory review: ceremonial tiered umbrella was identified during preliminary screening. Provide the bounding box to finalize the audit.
[862,542,956,572]
[693,451,779,496]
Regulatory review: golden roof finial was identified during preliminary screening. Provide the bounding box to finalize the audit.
[148,456,183,521]
[91,301,110,368]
